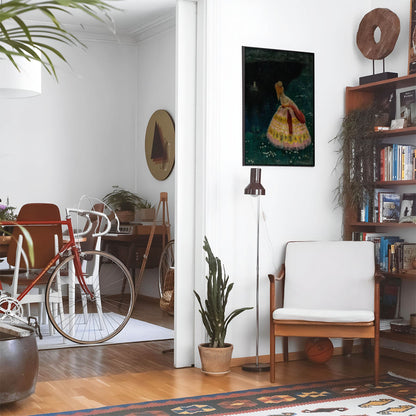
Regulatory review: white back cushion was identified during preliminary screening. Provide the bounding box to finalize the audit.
[283,241,375,311]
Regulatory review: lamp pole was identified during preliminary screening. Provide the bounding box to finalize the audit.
[242,168,269,372]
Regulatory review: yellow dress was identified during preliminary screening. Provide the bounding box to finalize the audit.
[266,82,311,150]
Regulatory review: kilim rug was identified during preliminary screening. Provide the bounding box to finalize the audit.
[30,373,415,416]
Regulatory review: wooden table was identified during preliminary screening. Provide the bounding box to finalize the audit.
[102,223,170,284]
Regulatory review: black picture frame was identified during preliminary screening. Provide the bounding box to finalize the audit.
[409,0,416,75]
[242,46,315,167]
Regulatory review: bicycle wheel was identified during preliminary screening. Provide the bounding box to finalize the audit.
[45,250,135,344]
[158,240,174,297]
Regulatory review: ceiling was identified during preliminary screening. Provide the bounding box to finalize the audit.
[100,0,176,35]
[26,0,176,39]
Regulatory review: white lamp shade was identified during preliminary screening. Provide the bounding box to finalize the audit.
[0,57,41,98]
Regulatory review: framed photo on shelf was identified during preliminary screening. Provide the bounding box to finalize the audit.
[399,193,416,223]
[242,46,314,167]
[395,85,416,127]
[409,0,416,74]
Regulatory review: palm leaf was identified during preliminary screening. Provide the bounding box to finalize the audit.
[0,0,117,79]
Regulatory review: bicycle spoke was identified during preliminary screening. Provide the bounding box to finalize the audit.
[45,250,135,344]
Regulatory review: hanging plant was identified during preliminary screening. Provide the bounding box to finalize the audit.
[333,105,378,210]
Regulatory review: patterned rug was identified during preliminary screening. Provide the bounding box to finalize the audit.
[31,373,415,416]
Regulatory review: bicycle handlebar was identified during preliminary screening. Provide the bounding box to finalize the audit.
[66,208,112,238]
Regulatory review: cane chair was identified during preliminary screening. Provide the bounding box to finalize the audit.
[269,241,381,385]
[0,203,63,324]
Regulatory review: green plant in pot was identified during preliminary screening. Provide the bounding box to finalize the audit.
[194,237,252,375]
[103,186,146,223]
[136,199,155,222]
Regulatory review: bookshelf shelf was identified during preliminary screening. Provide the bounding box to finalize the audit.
[375,180,416,186]
[374,126,416,138]
[344,75,416,352]
[383,271,416,281]
[350,222,416,228]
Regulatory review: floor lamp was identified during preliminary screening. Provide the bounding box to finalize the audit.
[242,168,269,372]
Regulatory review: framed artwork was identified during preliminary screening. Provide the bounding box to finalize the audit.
[145,110,175,181]
[396,86,416,127]
[242,46,314,167]
[409,0,416,74]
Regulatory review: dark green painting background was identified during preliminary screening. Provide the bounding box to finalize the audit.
[243,47,314,166]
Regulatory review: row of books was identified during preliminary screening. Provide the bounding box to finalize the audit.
[352,233,416,273]
[379,144,416,181]
[360,191,416,224]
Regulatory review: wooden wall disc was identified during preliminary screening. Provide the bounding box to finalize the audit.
[356,8,400,60]
[145,110,175,181]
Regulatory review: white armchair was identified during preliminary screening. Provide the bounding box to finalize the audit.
[269,241,381,385]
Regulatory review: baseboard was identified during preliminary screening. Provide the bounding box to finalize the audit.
[230,346,351,367]
[380,347,416,363]
[138,294,159,304]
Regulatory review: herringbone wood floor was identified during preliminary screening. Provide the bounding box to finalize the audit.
[1,299,415,416]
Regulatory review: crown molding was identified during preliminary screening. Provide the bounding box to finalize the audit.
[21,9,176,46]
[129,11,176,43]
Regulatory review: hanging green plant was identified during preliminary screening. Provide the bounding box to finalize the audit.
[333,105,378,210]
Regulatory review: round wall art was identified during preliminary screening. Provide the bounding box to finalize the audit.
[145,110,175,181]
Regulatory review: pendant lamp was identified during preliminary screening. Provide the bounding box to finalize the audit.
[0,56,41,98]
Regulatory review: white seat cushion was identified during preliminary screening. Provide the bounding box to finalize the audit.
[273,307,374,323]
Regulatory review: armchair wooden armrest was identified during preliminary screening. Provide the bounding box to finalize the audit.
[269,264,285,314]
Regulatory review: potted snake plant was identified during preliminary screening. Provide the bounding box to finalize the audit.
[194,237,252,375]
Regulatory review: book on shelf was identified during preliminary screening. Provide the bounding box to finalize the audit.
[379,144,415,182]
[398,88,416,127]
[379,192,400,223]
[385,241,416,273]
[351,233,408,272]
[402,243,416,270]
[399,193,416,224]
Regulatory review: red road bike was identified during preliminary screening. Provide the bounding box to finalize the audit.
[0,208,135,344]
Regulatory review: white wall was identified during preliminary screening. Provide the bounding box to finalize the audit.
[0,39,138,213]
[192,0,412,363]
[0,26,176,298]
[135,26,177,297]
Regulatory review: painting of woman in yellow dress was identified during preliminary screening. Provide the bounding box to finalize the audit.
[243,46,314,166]
[267,81,311,150]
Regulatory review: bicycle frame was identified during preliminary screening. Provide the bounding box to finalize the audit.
[0,216,93,303]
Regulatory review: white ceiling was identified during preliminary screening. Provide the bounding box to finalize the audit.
[25,0,176,38]
[103,0,176,35]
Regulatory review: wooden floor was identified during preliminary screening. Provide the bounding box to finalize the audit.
[1,300,415,416]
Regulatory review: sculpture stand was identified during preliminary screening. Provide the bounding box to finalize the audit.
[359,59,397,85]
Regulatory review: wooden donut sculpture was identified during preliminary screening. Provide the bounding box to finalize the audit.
[356,8,400,60]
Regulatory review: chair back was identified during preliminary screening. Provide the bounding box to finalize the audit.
[283,241,375,311]
[7,203,63,269]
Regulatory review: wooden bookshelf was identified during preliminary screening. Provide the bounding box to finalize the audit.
[344,74,416,349]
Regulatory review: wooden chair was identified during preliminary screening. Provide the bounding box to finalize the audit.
[0,203,63,324]
[269,241,381,385]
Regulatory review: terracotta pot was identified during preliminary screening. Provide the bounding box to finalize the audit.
[198,343,233,376]
[116,210,135,224]
[136,208,155,222]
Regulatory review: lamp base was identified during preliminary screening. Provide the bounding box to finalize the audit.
[242,362,270,372]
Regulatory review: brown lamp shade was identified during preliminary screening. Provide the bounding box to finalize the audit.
[244,168,265,196]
